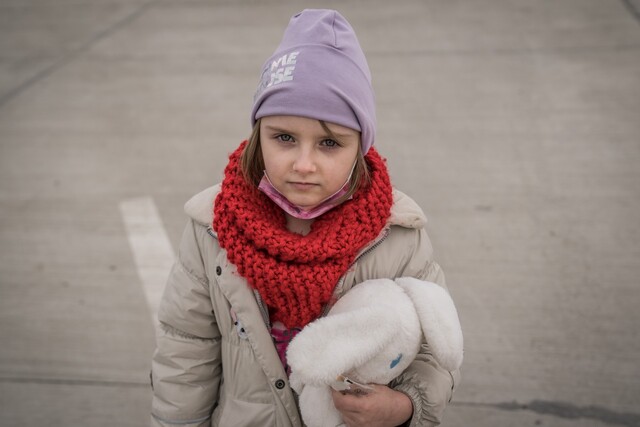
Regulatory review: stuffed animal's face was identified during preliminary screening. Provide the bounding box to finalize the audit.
[347,326,421,385]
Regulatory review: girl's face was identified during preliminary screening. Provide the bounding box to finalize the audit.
[260,115,360,211]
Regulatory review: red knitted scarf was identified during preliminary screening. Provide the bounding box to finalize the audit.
[213,141,393,328]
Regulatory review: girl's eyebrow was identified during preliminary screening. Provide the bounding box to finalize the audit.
[263,125,295,135]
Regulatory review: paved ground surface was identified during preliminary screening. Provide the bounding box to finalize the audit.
[1,1,640,426]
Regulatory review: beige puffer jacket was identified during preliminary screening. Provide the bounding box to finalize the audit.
[150,185,461,427]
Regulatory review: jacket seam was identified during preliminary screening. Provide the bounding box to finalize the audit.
[159,321,219,342]
[448,370,456,402]
[176,254,209,291]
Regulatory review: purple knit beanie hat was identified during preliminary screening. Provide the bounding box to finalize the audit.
[251,9,376,154]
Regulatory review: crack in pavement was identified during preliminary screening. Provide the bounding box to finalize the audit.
[621,0,640,24]
[454,400,640,426]
[0,0,158,109]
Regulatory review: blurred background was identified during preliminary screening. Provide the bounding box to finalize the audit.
[1,1,639,426]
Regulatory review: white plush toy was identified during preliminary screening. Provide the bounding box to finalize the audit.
[286,277,464,427]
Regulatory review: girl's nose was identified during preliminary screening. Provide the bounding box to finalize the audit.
[292,147,317,174]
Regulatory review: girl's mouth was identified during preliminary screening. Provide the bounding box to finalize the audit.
[289,181,318,190]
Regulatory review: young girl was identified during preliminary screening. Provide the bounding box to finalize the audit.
[151,9,461,427]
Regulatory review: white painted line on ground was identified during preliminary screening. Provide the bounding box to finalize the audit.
[119,196,175,327]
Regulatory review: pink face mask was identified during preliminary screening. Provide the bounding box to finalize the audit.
[258,163,355,220]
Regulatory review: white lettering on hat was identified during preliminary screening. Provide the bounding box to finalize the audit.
[267,51,299,88]
[253,51,300,101]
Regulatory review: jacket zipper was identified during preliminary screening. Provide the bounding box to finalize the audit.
[254,289,271,329]
[352,227,390,264]
[206,228,217,239]
[320,227,390,317]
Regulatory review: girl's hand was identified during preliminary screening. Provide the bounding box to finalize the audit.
[331,384,413,427]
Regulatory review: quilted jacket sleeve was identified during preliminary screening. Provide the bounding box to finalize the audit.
[150,220,222,426]
[390,227,462,427]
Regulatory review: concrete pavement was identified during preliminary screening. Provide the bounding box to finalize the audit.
[1,1,639,426]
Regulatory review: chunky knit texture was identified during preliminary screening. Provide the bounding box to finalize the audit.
[213,141,393,328]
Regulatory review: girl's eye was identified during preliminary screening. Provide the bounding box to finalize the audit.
[276,134,294,143]
[320,139,339,148]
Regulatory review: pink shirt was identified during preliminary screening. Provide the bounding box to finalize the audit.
[270,321,301,376]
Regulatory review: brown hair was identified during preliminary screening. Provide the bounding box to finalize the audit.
[240,118,371,203]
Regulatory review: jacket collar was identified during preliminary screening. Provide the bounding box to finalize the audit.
[184,184,427,230]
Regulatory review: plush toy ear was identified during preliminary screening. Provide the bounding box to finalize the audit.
[394,277,464,371]
[287,305,400,386]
